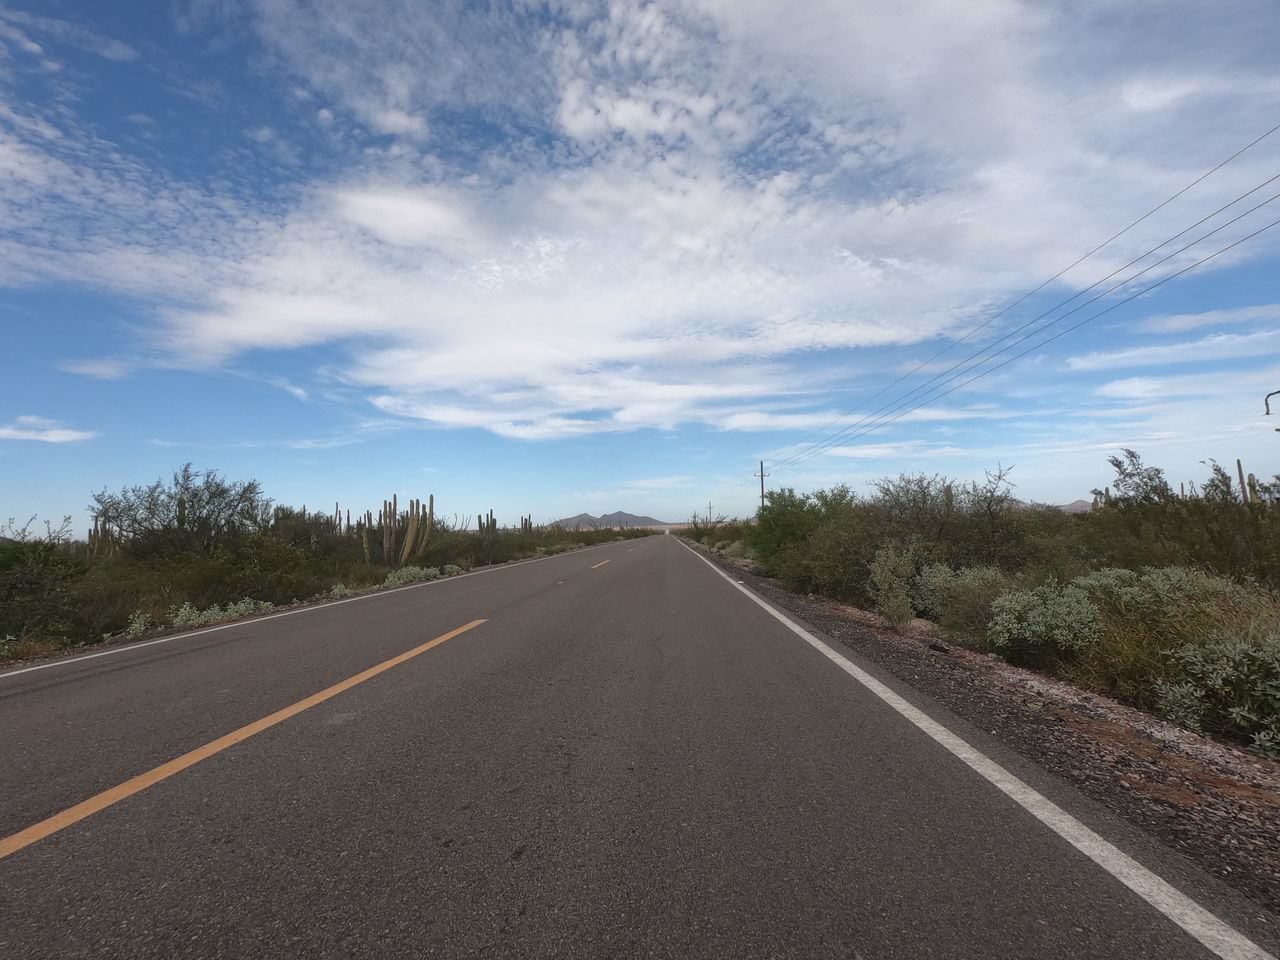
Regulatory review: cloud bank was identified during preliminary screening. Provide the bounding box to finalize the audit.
[3,0,1280,446]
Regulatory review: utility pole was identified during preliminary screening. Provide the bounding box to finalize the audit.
[754,460,770,513]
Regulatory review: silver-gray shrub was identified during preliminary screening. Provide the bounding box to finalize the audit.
[383,565,440,588]
[912,563,956,620]
[125,610,153,639]
[168,598,272,629]
[1156,634,1280,759]
[987,581,1102,664]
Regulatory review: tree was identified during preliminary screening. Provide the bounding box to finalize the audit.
[1093,449,1173,505]
[91,464,272,558]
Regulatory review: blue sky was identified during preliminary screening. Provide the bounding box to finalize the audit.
[2,0,1279,529]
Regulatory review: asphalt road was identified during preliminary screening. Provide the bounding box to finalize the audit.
[2,534,1276,959]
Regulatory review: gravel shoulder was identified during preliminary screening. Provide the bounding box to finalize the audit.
[692,542,1280,918]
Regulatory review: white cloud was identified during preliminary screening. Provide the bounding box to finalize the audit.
[0,415,95,443]
[1067,329,1280,370]
[1141,303,1280,333]
[0,8,138,62]
[58,357,131,379]
[825,440,971,459]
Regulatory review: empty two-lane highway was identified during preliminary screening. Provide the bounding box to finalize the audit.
[1,535,1275,959]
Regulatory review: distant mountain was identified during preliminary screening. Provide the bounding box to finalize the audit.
[1013,498,1094,514]
[552,511,672,529]
[1055,499,1093,514]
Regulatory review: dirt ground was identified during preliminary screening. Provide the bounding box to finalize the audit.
[695,545,1280,919]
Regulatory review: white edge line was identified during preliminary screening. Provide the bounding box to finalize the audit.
[0,540,632,682]
[678,539,1274,960]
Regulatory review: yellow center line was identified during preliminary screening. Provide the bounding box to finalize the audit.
[591,559,612,568]
[0,618,487,862]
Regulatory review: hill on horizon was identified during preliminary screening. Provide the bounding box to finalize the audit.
[552,511,672,529]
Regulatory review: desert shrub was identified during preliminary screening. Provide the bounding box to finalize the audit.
[869,539,918,632]
[383,565,440,588]
[125,611,152,638]
[91,463,271,558]
[912,563,956,620]
[169,602,210,629]
[1156,635,1280,758]
[800,509,880,603]
[169,597,272,630]
[330,583,353,598]
[745,488,821,572]
[722,540,755,559]
[223,598,273,618]
[914,564,1011,645]
[0,532,86,642]
[442,564,463,576]
[1063,566,1280,704]
[987,581,1102,666]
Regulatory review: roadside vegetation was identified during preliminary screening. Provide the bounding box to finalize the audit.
[1,464,652,664]
[691,452,1280,758]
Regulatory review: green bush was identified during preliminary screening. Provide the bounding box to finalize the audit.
[442,564,463,576]
[1063,566,1280,705]
[0,537,86,642]
[800,509,879,603]
[913,564,1011,644]
[745,488,820,572]
[869,539,918,631]
[1156,635,1280,758]
[987,581,1102,666]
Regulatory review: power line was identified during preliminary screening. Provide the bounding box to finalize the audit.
[775,214,1280,472]
[769,173,1280,472]
[753,120,1280,469]
[774,199,1280,470]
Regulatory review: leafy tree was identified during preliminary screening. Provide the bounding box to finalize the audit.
[0,517,84,640]
[1093,449,1173,505]
[91,463,272,558]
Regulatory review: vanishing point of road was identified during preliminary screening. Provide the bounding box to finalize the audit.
[2,535,1277,959]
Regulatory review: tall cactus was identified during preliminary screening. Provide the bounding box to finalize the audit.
[413,494,434,560]
[400,498,422,567]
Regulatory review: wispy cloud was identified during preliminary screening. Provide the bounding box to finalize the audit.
[826,440,972,459]
[0,7,138,62]
[1067,329,1280,371]
[1140,303,1280,333]
[57,358,132,380]
[0,415,95,443]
